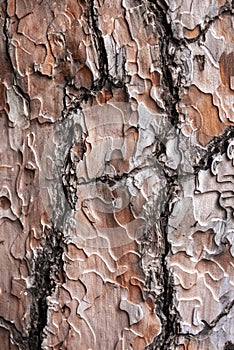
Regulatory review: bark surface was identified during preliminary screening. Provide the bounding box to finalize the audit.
[0,0,234,349]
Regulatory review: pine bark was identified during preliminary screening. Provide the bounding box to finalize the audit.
[0,0,234,349]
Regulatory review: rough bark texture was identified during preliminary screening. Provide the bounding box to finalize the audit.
[1,0,234,349]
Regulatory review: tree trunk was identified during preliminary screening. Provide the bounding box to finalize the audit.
[0,0,234,349]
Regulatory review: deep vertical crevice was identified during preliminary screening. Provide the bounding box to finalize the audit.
[3,0,17,80]
[28,230,64,350]
[143,2,183,348]
[155,172,181,349]
[144,142,181,349]
[148,0,183,126]
[88,0,109,89]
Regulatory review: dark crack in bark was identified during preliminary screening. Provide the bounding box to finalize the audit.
[89,0,127,89]
[145,147,181,349]
[176,300,234,346]
[28,230,64,350]
[3,1,17,80]
[148,0,182,126]
[88,0,108,89]
[3,0,32,111]
[156,177,181,350]
[199,300,234,337]
[0,317,28,350]
[140,2,183,348]
[194,126,234,172]
[224,341,234,350]
[184,3,234,44]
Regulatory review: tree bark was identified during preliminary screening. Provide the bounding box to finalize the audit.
[0,0,234,349]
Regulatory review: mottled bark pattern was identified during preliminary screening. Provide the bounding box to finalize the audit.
[0,0,234,349]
